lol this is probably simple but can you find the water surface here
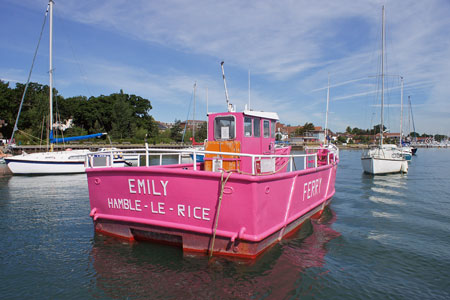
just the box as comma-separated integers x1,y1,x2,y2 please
1,149,449,299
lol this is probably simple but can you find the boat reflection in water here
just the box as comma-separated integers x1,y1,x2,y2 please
89,207,340,299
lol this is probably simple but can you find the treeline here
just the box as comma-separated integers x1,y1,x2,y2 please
345,125,447,141
0,80,180,145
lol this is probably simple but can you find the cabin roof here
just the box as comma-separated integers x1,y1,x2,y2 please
243,110,279,120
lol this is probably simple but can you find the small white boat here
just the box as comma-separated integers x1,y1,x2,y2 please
5,149,126,175
400,145,412,161
98,148,139,166
362,144,408,174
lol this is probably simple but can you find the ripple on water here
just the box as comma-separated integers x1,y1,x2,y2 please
369,195,405,206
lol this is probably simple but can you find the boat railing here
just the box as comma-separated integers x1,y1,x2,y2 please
86,143,338,175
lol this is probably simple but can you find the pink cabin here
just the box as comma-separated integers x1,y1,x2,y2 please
86,109,339,258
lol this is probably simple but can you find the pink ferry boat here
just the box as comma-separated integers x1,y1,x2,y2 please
86,109,339,258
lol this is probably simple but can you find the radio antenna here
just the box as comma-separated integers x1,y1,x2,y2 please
220,61,233,112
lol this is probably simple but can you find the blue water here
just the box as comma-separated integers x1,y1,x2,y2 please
1,149,449,299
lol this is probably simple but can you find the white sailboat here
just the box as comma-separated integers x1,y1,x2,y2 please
323,73,339,155
4,1,124,174
405,96,418,155
399,77,412,161
361,6,408,175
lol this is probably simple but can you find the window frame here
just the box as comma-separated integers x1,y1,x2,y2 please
271,121,276,138
214,115,236,140
253,118,261,138
244,117,253,137
263,120,270,138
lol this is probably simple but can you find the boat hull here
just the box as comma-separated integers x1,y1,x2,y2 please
87,162,338,258
402,153,412,161
361,157,408,174
5,150,126,175
361,145,408,175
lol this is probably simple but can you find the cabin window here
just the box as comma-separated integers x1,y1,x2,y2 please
254,118,261,137
263,120,270,138
271,121,276,138
244,117,252,137
214,116,235,140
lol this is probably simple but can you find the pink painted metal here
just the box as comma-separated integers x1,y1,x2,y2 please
86,110,339,258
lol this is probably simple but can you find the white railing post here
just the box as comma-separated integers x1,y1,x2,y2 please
178,153,181,165
252,155,255,175
289,157,293,172
145,143,149,166
193,151,197,170
304,156,307,169
315,154,317,168
159,154,163,166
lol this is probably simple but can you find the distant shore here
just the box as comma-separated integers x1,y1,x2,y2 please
1,142,447,156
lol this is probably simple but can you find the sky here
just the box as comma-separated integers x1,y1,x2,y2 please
1,0,449,135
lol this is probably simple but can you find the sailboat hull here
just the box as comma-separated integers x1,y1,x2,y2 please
4,150,126,174
361,157,408,174
361,145,408,175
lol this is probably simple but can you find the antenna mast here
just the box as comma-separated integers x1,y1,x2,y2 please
220,61,233,112
248,68,251,110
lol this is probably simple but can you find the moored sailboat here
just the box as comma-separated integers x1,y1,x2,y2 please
406,96,418,155
4,1,125,175
398,77,412,161
361,6,408,175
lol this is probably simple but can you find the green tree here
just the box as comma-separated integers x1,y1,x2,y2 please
0,80,16,138
170,120,183,142
294,122,315,136
0,81,166,144
434,134,447,142
337,136,347,144
110,92,134,139
373,124,386,135
409,131,419,138
195,122,207,142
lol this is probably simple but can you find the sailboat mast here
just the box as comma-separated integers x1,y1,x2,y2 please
193,82,196,140
380,5,385,146
49,0,54,149
408,96,411,138
325,73,330,145
206,87,209,114
400,76,404,145
409,96,417,140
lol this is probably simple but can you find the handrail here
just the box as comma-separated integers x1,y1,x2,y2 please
86,146,338,174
